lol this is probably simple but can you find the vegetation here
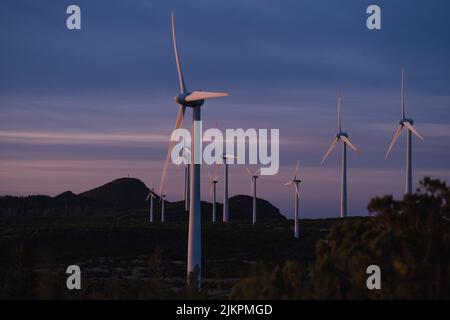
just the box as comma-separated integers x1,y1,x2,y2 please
230,177,450,299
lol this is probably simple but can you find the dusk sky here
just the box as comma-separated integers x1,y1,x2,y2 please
1,0,449,218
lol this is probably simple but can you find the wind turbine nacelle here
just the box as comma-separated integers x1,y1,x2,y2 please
338,132,348,138
175,93,204,107
399,118,414,125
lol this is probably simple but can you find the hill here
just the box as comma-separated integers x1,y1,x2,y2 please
229,195,286,222
79,177,149,210
53,190,104,208
145,195,286,222
0,178,287,221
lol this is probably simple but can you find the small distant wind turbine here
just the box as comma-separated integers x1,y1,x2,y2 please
321,92,360,218
160,193,166,222
208,169,220,223
245,167,260,224
222,153,237,222
285,160,301,238
145,188,156,223
385,68,424,194
159,12,228,282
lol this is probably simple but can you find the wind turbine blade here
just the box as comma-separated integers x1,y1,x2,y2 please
404,122,424,140
182,150,190,163
182,146,191,156
321,137,339,164
185,91,229,102
245,167,252,177
146,189,157,200
159,105,186,194
253,168,261,176
337,91,341,133
209,183,213,198
294,183,299,197
208,169,212,181
224,153,238,160
150,188,156,198
171,11,186,93
401,68,405,119
284,180,293,186
385,125,403,159
212,163,220,180
292,160,300,179
341,136,359,152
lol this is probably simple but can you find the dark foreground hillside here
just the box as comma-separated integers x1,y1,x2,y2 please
0,212,338,299
0,177,448,299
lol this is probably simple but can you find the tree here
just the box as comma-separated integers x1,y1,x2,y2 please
231,177,450,299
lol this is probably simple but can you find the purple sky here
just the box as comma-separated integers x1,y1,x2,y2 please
1,0,449,218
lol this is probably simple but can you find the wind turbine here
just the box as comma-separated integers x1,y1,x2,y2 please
385,68,424,194
285,160,301,238
321,92,360,218
145,188,156,223
159,12,228,283
160,193,166,223
222,153,237,222
208,169,220,223
245,167,260,224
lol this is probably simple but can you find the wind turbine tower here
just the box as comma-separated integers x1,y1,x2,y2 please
222,153,236,222
146,188,156,222
245,167,260,224
160,194,166,223
208,170,219,222
181,142,191,211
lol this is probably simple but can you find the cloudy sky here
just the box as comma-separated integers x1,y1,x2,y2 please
1,0,449,218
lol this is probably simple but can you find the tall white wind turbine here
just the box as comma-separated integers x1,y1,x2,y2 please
159,12,229,282
245,167,260,224
145,188,156,223
208,169,220,223
385,68,424,194
285,161,301,238
222,153,237,222
321,93,360,218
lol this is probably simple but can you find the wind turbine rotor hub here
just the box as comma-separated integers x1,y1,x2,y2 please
399,118,414,125
174,93,204,107
338,132,348,138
